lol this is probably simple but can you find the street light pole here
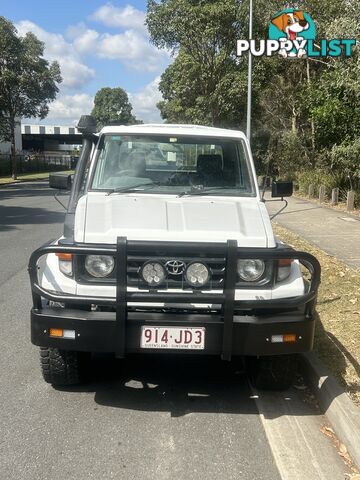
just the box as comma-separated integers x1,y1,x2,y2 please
246,0,253,142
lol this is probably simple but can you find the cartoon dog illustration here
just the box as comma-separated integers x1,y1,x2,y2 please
271,11,309,57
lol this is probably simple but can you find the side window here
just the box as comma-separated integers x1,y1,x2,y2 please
80,143,97,195
237,142,253,191
92,138,111,187
80,164,90,195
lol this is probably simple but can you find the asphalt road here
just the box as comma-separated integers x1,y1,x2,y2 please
0,182,352,480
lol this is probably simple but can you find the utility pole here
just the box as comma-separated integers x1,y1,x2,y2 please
246,0,253,143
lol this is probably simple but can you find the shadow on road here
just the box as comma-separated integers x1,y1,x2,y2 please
0,182,57,199
0,205,65,231
0,183,65,232
276,206,323,216
57,355,320,418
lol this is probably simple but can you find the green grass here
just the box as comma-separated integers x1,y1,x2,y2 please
0,171,74,185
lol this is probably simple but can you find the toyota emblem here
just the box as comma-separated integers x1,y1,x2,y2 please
165,260,186,275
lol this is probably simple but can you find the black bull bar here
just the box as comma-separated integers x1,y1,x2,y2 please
28,238,321,360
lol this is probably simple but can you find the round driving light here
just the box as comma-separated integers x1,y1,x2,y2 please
185,262,210,287
141,261,166,286
237,259,265,282
85,255,115,278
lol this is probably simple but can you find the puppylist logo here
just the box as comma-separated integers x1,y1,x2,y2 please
269,9,315,58
237,8,356,59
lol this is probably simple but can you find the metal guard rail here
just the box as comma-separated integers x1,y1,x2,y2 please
28,238,321,360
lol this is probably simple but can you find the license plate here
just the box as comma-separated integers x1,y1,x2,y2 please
140,326,205,350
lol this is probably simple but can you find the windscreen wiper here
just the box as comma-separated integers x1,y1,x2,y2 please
177,187,233,197
106,181,160,195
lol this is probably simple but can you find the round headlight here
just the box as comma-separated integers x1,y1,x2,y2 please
85,255,115,278
185,262,210,287
237,259,265,282
141,261,166,286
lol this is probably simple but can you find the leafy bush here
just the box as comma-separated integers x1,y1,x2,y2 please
296,169,352,200
267,131,309,180
330,139,360,187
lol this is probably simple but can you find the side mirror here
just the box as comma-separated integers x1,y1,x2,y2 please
49,173,72,190
271,181,293,198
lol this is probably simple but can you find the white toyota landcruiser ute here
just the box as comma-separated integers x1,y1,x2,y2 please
28,116,320,390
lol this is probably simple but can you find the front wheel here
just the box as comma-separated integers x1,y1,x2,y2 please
246,354,298,391
39,347,90,386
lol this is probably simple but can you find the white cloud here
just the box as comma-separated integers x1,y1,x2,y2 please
97,30,169,72
15,20,95,89
60,59,96,91
66,23,100,54
67,24,170,73
15,9,168,125
129,77,163,123
75,30,100,54
83,2,170,72
16,10,170,83
47,93,94,121
90,3,146,32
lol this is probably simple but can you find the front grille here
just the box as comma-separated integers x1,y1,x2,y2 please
127,254,226,290
74,250,274,289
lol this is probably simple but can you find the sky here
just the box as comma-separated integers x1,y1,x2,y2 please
0,0,171,124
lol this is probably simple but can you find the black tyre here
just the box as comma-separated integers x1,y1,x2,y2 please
40,347,90,386
247,354,298,391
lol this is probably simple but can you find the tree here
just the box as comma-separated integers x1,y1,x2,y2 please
147,0,359,187
147,0,258,128
0,17,61,179
91,87,140,129
304,14,360,149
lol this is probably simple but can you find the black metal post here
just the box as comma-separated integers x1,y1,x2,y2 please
115,236,128,357
221,240,238,361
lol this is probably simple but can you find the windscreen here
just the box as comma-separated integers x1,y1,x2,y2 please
91,134,255,196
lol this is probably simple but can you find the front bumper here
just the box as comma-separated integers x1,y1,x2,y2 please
28,237,321,360
31,307,315,356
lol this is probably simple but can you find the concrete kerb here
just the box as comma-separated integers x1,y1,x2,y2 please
302,351,360,468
